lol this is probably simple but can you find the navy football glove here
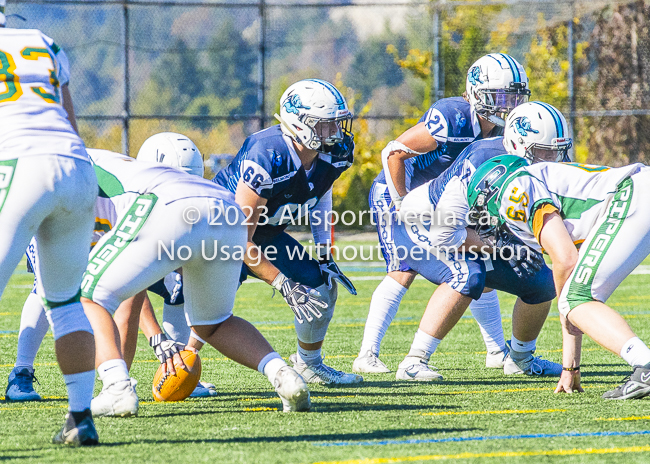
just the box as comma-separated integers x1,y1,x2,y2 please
318,255,357,295
495,227,544,278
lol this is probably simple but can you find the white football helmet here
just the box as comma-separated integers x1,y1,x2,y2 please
466,53,530,126
137,132,204,177
503,101,572,163
276,79,353,159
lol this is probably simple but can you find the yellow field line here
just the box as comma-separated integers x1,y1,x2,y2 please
0,405,66,411
421,408,565,416
595,416,650,421
310,445,650,464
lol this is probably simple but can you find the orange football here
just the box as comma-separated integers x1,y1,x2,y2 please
152,350,202,402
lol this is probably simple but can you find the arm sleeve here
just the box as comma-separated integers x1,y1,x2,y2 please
310,188,332,247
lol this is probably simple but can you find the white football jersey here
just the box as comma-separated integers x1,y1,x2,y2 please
87,149,235,216
498,162,644,252
0,28,86,160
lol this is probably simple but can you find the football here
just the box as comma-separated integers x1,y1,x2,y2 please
152,350,202,402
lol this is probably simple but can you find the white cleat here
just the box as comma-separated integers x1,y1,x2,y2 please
274,366,311,412
504,341,562,376
352,350,391,374
189,380,218,398
396,356,444,382
291,355,363,385
91,378,139,417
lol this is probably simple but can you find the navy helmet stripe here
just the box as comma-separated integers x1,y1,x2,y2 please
534,101,563,137
305,79,345,108
499,53,520,83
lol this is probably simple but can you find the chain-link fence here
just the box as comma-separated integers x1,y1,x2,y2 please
6,0,649,168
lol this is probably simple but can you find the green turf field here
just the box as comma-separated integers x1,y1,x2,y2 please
2,245,650,463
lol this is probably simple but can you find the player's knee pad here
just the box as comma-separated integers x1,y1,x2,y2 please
45,302,93,340
294,282,337,344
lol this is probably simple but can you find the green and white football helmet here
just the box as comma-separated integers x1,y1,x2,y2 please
467,155,530,237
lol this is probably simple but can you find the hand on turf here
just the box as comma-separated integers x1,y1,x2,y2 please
272,273,328,324
554,370,584,394
319,255,357,295
150,333,186,375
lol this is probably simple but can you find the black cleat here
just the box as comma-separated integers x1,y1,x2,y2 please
603,364,650,400
53,409,99,446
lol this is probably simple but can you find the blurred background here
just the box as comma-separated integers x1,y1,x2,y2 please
7,0,650,219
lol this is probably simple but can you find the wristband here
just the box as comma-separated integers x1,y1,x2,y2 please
562,366,580,372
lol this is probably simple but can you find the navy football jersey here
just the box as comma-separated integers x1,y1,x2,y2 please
428,136,507,208
376,97,502,190
213,125,352,240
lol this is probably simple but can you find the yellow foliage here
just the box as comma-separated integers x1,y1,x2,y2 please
331,73,387,210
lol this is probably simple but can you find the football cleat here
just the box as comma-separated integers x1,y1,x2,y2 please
352,350,391,374
52,410,99,446
396,356,444,382
274,366,311,412
504,341,562,376
91,378,139,417
5,367,42,402
486,347,520,373
603,364,650,400
291,355,363,385
189,380,218,398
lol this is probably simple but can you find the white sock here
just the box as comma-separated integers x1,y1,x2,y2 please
15,293,49,369
97,359,129,386
407,329,441,361
257,352,287,384
620,337,650,367
296,345,322,366
469,290,505,353
163,302,190,344
64,370,95,412
510,335,537,354
360,276,407,355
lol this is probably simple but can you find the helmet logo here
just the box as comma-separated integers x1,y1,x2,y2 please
512,117,539,137
468,66,484,85
282,94,311,115
475,164,507,203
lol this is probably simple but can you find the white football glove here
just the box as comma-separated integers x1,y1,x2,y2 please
319,255,357,295
163,272,183,304
272,273,328,324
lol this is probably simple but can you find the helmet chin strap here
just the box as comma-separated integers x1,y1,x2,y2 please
274,113,299,140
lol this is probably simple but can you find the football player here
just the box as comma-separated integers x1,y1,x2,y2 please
467,155,650,399
82,148,311,415
388,102,570,381
0,6,99,445
354,54,530,375
211,79,362,385
5,134,218,402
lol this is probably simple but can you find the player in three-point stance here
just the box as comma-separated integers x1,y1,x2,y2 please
467,155,650,399
0,4,99,445
212,79,361,385
388,102,573,382
354,54,531,377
